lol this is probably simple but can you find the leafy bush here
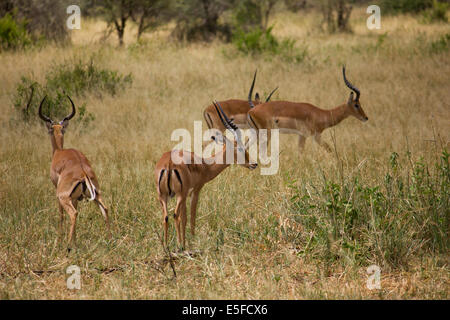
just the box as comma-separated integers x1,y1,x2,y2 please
285,150,449,269
0,12,31,51
13,58,133,125
422,0,449,22
232,25,308,63
429,33,450,53
381,0,433,14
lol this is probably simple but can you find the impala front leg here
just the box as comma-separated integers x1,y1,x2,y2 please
190,188,202,237
314,134,332,153
298,135,306,155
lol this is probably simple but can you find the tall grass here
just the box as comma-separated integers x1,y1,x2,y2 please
0,9,449,299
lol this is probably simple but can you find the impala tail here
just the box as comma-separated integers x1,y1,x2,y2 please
83,175,97,201
158,166,183,198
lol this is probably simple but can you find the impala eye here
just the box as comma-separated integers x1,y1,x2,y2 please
355,104,360,109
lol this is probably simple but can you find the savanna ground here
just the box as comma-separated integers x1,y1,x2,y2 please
0,7,449,299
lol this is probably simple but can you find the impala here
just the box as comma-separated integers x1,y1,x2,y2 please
203,70,278,131
246,66,368,154
38,95,109,249
155,101,257,250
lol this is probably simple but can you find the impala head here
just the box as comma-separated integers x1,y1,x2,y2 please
343,66,368,122
38,95,76,139
248,70,278,108
212,101,257,170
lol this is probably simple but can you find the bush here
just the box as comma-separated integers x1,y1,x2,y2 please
381,0,433,14
422,0,449,22
0,12,31,51
13,58,133,125
429,33,450,53
285,150,449,269
232,25,308,63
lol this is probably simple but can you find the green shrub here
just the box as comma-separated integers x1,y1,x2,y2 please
422,0,449,22
285,150,449,270
232,25,308,63
0,12,31,51
13,58,133,125
429,33,450,53
381,0,433,14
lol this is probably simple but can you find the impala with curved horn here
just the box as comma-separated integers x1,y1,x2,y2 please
203,70,278,131
38,95,109,250
155,101,257,250
247,66,368,154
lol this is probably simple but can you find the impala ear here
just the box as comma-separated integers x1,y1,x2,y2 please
255,92,260,104
211,134,225,145
61,119,70,129
347,92,354,105
45,121,53,131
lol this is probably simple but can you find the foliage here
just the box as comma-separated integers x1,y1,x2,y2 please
1,0,69,43
381,0,433,14
429,33,450,53
0,11,31,51
286,150,449,270
171,0,234,42
231,25,308,63
319,0,353,33
13,58,133,125
422,0,449,23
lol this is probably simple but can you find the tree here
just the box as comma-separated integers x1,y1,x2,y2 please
320,0,352,33
93,0,133,46
1,0,69,43
172,0,235,42
131,0,171,40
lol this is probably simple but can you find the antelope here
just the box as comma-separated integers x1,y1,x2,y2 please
246,66,368,154
203,70,278,131
38,95,109,250
155,101,257,250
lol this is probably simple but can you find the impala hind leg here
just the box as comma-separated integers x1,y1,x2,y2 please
174,196,187,250
159,196,169,247
58,194,78,250
58,201,64,240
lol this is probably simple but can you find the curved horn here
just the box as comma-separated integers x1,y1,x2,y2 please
26,85,35,115
38,96,52,123
62,95,76,122
248,70,257,108
265,86,278,102
342,66,360,101
213,100,238,132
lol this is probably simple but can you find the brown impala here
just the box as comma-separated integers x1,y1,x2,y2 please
38,96,109,250
247,66,368,154
203,70,278,131
155,101,257,250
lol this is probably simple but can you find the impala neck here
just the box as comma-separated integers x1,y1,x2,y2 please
203,146,231,182
324,103,350,128
50,134,64,154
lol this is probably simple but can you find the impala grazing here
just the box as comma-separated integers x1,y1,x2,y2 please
156,101,257,250
247,66,368,154
38,95,109,250
203,70,278,131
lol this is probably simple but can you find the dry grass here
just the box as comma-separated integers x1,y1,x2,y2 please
0,8,449,299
